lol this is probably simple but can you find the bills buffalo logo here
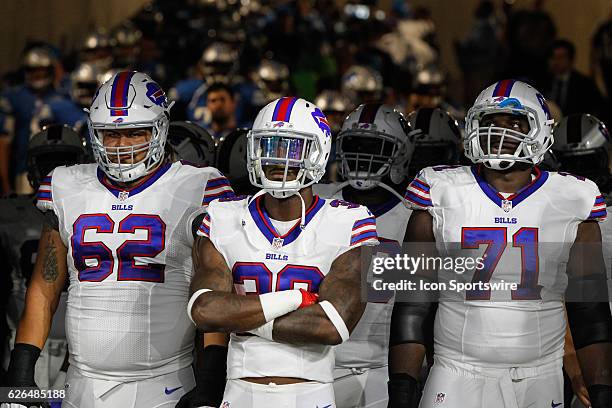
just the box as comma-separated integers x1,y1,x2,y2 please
146,82,168,107
272,121,286,128
113,117,124,123
311,108,331,138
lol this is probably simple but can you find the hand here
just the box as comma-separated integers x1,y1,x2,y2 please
298,289,318,308
570,374,591,408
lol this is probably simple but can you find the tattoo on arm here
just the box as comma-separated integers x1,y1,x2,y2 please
42,224,59,283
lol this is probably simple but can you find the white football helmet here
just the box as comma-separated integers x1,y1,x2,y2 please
465,79,554,170
337,103,414,191
247,97,333,198
87,71,173,182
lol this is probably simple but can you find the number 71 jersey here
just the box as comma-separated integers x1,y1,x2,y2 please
405,165,606,367
36,161,233,381
198,194,378,383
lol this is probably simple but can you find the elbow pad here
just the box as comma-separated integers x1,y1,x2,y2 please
565,275,612,349
390,301,437,347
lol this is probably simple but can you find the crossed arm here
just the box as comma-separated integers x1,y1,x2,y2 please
190,236,367,345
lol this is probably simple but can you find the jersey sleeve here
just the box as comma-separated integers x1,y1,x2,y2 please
197,212,211,238
35,171,55,213
350,213,378,248
587,193,607,222
404,169,433,210
202,169,234,206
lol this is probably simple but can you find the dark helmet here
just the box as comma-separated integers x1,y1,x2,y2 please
167,121,216,167
27,125,87,189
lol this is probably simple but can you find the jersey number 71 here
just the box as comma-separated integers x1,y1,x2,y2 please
461,227,541,300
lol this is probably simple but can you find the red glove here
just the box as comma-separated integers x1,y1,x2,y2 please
299,289,319,308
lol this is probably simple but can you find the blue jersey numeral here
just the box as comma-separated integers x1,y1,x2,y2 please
72,214,166,282
461,227,540,300
232,263,324,294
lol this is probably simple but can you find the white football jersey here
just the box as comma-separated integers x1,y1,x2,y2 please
197,193,379,383
36,161,233,381
405,165,606,367
599,204,612,312
314,182,411,368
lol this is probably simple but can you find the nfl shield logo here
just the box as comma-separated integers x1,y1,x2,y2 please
434,392,446,405
118,191,129,201
272,237,284,250
502,199,512,213
221,402,231,408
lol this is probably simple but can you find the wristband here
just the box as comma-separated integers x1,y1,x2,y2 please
247,320,275,341
187,289,212,325
259,290,302,322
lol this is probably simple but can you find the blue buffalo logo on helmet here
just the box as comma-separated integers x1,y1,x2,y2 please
311,107,331,138
146,82,168,107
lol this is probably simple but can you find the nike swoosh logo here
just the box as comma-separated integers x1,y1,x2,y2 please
165,386,183,395
317,405,332,408
551,401,562,408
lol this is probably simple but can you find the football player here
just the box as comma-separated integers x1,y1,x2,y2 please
313,103,414,407
189,97,377,407
5,71,234,408
391,80,612,407
1,125,86,392
0,47,74,195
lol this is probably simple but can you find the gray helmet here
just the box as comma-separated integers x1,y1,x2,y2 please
199,42,238,84
22,47,56,91
341,65,383,102
81,30,113,70
167,121,216,167
71,62,101,107
553,113,611,187
253,60,289,104
314,90,353,134
407,107,461,176
27,125,87,189
112,22,143,68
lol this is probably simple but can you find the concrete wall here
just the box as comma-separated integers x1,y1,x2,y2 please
0,0,148,74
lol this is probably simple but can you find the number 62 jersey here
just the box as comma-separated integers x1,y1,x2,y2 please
35,161,233,381
197,195,379,383
405,165,607,367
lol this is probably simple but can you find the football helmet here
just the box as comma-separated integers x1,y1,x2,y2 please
112,22,143,68
314,90,353,134
87,71,173,182
341,65,383,103
199,42,238,84
247,97,333,198
22,47,56,91
407,107,461,176
81,30,113,70
553,113,610,187
167,121,216,166
465,79,554,170
337,103,414,193
253,59,290,104
71,62,102,107
27,124,87,189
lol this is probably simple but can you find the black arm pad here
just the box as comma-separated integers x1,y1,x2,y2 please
6,343,40,386
388,373,419,408
390,301,437,347
191,213,206,240
195,345,227,405
566,301,612,349
565,275,612,349
588,384,612,408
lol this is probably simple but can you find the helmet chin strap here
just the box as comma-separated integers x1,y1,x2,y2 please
332,179,409,208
